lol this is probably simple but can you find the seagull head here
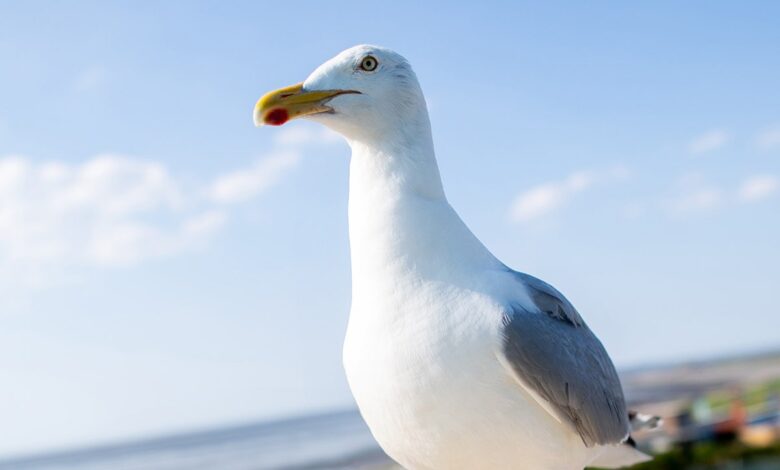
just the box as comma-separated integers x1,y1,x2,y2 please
254,45,428,142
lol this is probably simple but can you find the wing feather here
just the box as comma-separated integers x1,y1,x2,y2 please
499,272,629,447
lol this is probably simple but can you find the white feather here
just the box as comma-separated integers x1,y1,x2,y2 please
297,45,645,470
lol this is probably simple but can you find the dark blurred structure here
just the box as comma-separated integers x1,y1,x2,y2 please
621,350,780,469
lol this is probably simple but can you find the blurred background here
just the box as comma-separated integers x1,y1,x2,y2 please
1,1,779,469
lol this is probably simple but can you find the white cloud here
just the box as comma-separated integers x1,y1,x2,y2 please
667,173,777,215
508,166,628,222
0,123,343,283
688,129,730,155
207,124,343,205
0,155,222,271
208,152,300,204
754,124,780,151
183,210,227,236
52,155,181,215
86,211,226,267
509,173,592,222
738,175,778,202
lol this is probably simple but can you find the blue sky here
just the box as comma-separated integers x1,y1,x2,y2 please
1,0,779,457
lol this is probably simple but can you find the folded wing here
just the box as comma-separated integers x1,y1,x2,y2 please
499,272,630,447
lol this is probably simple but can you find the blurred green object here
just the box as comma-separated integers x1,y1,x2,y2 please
591,442,780,469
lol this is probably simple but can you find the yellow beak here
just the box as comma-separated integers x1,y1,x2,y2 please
253,83,359,126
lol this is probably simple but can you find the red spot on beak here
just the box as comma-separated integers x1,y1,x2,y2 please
264,108,289,126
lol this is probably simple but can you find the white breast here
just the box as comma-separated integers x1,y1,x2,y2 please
343,269,596,470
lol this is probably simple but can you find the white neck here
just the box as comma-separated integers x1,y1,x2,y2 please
347,113,445,202
345,113,500,302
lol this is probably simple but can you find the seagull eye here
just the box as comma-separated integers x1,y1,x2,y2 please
359,56,378,72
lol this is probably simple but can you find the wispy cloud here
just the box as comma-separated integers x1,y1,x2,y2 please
667,173,777,214
688,129,730,155
0,155,222,270
508,166,629,223
0,124,342,283
207,125,342,204
208,152,299,204
738,175,779,202
754,124,780,151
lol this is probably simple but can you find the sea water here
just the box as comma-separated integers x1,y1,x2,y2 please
0,410,392,470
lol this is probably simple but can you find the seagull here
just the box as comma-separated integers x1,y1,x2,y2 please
254,45,656,470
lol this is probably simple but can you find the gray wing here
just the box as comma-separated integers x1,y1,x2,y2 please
500,271,629,447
